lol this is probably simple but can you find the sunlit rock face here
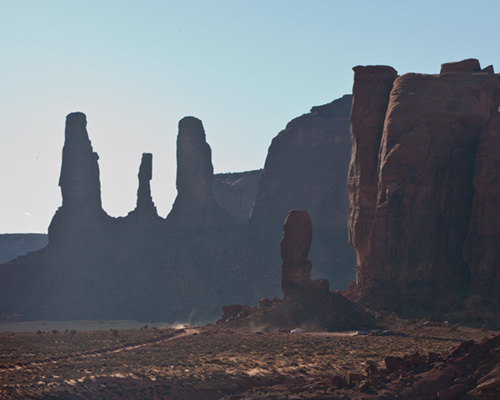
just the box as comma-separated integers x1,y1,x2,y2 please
166,116,233,231
48,112,109,244
346,59,500,312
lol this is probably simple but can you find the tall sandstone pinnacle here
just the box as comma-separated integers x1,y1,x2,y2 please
166,116,233,230
48,112,107,244
126,152,161,224
347,59,500,311
347,66,398,284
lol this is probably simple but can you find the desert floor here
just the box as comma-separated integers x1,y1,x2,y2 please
0,318,496,399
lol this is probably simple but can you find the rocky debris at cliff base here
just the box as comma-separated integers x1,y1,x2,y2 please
216,291,379,333
325,334,500,399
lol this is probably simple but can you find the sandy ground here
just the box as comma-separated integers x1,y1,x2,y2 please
0,320,185,332
1,321,496,399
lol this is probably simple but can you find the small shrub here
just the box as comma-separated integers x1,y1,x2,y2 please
52,330,59,335
481,324,489,332
36,329,42,335
70,329,77,335
450,324,459,332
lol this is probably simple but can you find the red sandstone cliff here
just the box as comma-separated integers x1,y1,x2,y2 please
464,113,500,296
347,59,500,313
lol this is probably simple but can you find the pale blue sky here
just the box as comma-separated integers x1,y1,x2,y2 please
2,0,499,233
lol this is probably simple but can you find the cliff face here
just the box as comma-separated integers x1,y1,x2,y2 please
213,170,262,223
249,95,355,289
464,113,500,296
347,59,500,312
166,117,233,231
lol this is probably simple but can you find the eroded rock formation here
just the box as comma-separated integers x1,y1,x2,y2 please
126,153,161,225
48,112,108,244
166,116,233,230
347,59,500,312
249,95,355,289
464,114,500,296
280,210,328,300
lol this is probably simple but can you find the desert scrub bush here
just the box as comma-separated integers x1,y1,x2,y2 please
481,324,489,332
450,324,459,332
70,329,77,335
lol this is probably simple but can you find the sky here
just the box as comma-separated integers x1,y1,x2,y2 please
2,0,499,233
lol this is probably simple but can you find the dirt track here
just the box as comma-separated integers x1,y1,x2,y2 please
0,322,496,399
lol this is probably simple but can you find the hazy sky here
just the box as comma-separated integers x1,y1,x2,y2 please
2,0,499,233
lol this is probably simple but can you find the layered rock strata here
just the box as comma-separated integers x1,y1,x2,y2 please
347,59,500,311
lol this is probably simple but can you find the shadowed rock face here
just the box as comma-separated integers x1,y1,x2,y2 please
213,170,262,223
250,95,353,233
249,95,355,289
166,117,233,231
280,210,329,301
464,114,500,295
0,113,277,323
347,59,500,312
48,112,108,244
125,153,161,224
280,210,313,300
